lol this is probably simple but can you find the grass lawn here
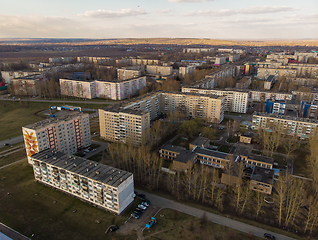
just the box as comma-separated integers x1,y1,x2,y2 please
171,135,196,150
227,136,239,143
0,160,137,240
0,101,104,141
90,121,100,135
0,149,27,168
218,145,231,153
143,208,261,240
88,152,104,162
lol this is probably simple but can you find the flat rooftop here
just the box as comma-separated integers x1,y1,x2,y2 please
248,154,274,165
251,166,274,185
100,105,148,116
190,137,210,147
174,150,196,163
253,112,318,124
32,148,132,187
160,144,186,154
194,148,232,160
23,111,88,130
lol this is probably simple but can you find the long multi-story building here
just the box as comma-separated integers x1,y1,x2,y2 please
146,65,172,76
99,91,225,145
60,76,146,100
252,112,318,138
95,76,146,100
117,69,141,81
59,79,96,99
182,87,248,113
249,90,292,102
179,65,196,77
22,112,91,164
31,148,134,215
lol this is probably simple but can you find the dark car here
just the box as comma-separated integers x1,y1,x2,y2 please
134,210,142,216
136,193,146,198
264,233,275,239
3,143,9,146
109,226,119,232
131,213,140,219
135,207,143,212
143,199,150,204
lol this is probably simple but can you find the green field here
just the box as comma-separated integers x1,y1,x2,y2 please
0,101,106,141
0,149,27,168
143,209,260,240
0,160,137,240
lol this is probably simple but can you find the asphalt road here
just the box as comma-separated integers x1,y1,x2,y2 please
0,222,30,240
0,96,117,105
137,190,296,240
0,136,24,149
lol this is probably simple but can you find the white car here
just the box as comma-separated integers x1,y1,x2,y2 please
142,202,149,207
138,204,147,210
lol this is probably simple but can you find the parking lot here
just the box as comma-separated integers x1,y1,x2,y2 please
117,197,160,236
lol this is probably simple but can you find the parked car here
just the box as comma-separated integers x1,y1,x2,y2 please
264,233,275,239
131,213,140,219
142,202,149,207
3,143,9,146
136,193,146,198
109,226,119,232
135,207,143,212
134,210,142,216
138,204,147,210
143,199,150,204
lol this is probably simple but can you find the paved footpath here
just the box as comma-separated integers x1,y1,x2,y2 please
137,190,297,240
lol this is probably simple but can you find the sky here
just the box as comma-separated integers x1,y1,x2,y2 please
0,0,317,39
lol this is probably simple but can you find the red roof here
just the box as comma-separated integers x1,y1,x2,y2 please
0,82,6,87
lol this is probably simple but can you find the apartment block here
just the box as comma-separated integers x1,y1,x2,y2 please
182,87,248,113
1,71,41,83
257,67,297,80
266,99,286,115
162,92,225,123
214,57,227,65
22,111,91,164
252,112,318,138
183,48,214,53
249,91,292,102
117,69,141,81
31,149,134,215
146,65,172,76
95,76,146,100
179,65,196,77
59,79,96,99
99,106,150,145
11,74,46,96
229,54,240,62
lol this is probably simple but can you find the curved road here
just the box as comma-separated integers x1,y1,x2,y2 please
137,190,296,240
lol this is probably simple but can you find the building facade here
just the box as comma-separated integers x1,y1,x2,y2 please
252,112,318,138
31,149,134,215
146,65,172,76
22,112,91,164
99,107,150,145
182,88,248,113
59,79,96,99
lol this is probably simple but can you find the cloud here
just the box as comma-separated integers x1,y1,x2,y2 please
78,9,147,18
185,6,297,16
169,0,214,2
157,9,172,15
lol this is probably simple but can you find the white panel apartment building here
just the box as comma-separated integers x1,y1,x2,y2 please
249,91,293,102
99,91,225,145
252,112,318,138
60,76,146,100
95,76,146,100
146,65,172,76
22,112,91,164
182,87,248,113
179,65,196,77
31,149,134,215
59,79,96,99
